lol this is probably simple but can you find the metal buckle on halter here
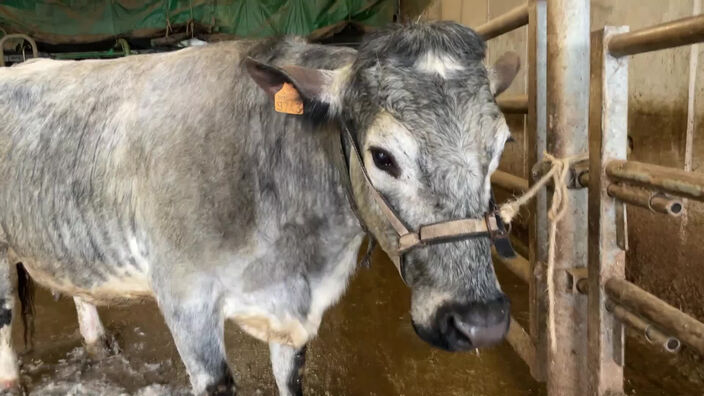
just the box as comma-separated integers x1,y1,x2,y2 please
486,211,516,259
484,211,505,242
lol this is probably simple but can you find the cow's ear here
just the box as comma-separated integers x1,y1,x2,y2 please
488,51,520,96
245,57,344,117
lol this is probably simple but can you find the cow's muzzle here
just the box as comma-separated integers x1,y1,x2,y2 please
413,294,510,351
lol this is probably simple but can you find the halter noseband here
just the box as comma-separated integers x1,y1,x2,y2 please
337,120,515,281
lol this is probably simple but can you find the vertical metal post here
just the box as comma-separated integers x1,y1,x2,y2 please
527,0,547,382
587,26,629,396
546,0,590,394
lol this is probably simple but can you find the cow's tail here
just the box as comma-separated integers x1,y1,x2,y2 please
16,263,35,351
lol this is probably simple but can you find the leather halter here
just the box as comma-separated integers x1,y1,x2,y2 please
336,120,515,281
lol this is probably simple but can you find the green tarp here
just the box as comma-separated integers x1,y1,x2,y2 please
0,0,398,44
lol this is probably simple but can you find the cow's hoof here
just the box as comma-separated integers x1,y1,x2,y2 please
203,374,236,396
85,334,119,359
202,385,236,396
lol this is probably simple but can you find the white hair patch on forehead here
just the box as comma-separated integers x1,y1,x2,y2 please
414,51,464,78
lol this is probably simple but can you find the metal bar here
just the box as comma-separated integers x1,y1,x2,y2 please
52,40,131,60
572,159,590,190
475,3,529,40
506,317,537,368
578,169,590,188
605,300,681,354
682,2,702,235
607,184,683,217
510,235,529,259
546,0,590,394
608,14,704,57
497,94,529,114
527,0,548,382
566,267,587,295
588,26,629,396
491,170,529,194
576,277,588,294
531,157,589,189
0,34,39,67
115,38,131,56
606,160,704,202
492,249,530,284
605,278,704,355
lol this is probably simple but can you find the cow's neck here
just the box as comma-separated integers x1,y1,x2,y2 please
253,117,366,266
237,117,366,342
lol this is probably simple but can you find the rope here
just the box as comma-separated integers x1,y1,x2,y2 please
498,152,588,352
188,0,195,39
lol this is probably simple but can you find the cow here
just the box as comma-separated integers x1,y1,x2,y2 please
0,21,519,395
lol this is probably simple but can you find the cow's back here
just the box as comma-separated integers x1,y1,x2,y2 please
0,42,260,296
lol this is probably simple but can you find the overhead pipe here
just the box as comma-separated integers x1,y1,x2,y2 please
606,300,681,354
605,278,704,355
608,13,704,57
492,248,530,284
491,170,529,194
606,160,704,202
506,317,536,369
475,3,529,40
576,279,681,354
607,184,683,217
497,94,529,114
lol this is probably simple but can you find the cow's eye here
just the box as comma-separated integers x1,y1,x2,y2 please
370,146,400,178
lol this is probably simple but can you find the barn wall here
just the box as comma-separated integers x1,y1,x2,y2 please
424,0,704,327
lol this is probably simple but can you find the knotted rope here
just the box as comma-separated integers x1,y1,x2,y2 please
498,152,588,352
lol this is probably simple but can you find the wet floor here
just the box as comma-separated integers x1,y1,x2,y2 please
6,247,704,395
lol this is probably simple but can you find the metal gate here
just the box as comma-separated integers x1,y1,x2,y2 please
478,1,704,395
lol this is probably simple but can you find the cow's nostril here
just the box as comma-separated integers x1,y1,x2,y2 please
435,296,511,351
443,312,454,333
442,313,472,350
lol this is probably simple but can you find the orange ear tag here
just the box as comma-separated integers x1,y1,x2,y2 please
274,82,304,115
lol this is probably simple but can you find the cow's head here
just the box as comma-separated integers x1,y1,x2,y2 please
246,22,519,351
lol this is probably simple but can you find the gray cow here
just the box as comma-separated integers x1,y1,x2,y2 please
0,21,518,395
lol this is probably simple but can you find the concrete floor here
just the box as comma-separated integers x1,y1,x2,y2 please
5,247,702,395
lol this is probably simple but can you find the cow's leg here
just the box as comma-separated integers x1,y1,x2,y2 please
270,342,307,396
158,293,234,395
73,296,115,358
0,246,18,389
